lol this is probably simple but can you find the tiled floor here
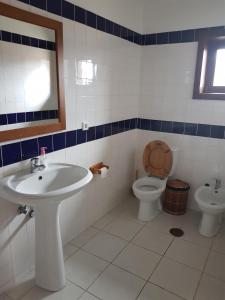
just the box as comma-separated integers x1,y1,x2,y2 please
2,197,225,300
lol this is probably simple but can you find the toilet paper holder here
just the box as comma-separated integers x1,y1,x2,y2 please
89,162,109,175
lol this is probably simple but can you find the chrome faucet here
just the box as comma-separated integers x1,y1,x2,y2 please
215,178,221,190
30,157,46,173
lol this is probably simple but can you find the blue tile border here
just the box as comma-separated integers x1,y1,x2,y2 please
0,110,58,126
2,1,225,169
137,118,225,139
15,0,225,46
16,0,225,46
1,117,225,168
0,30,56,50
15,0,142,45
142,26,225,45
0,118,138,167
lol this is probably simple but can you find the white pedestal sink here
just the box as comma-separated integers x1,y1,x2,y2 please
0,163,93,291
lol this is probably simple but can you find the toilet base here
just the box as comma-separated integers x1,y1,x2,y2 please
199,213,222,237
138,199,160,221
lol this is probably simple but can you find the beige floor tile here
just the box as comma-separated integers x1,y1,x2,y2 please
133,227,173,255
104,217,143,241
119,201,145,225
165,238,209,270
212,230,225,254
63,243,79,260
93,211,122,230
181,222,213,248
137,283,182,300
195,274,225,300
150,257,201,300
78,292,99,300
114,244,161,279
83,232,127,262
0,294,12,300
70,227,99,247
114,197,138,213
92,198,134,230
147,212,184,234
180,210,201,226
21,281,84,300
65,250,108,289
6,269,35,300
205,250,225,281
88,265,145,300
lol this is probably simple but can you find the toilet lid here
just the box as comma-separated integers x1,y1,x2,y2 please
143,140,172,178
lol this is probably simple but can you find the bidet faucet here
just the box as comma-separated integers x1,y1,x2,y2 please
215,178,221,190
30,157,46,173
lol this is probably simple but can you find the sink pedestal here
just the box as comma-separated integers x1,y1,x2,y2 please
0,163,93,291
35,203,65,291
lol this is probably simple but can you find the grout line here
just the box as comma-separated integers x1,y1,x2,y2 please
163,251,208,273
67,207,215,300
92,201,132,230
68,208,141,294
148,235,175,282
180,235,213,249
82,214,147,297
63,244,80,261
135,236,175,300
5,277,35,300
85,260,110,292
2,293,14,300
13,204,219,300
67,278,89,291
140,282,187,300
192,236,214,300
199,271,225,285
69,227,100,248
144,236,201,300
78,290,103,300
66,207,225,299
67,212,225,298
76,290,87,300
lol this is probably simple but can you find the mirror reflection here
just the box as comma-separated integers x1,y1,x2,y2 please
0,15,59,131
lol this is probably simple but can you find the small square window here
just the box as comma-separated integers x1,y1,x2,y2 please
213,49,225,86
193,35,225,100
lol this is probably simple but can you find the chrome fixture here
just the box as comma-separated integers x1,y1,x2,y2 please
17,205,28,215
28,209,34,218
30,157,46,173
215,179,221,190
17,205,34,218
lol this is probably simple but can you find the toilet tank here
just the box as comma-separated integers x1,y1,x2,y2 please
169,147,179,177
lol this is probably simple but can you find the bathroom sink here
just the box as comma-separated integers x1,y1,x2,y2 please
0,163,93,292
1,163,93,205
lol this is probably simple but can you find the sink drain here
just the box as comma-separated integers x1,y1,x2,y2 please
170,228,184,237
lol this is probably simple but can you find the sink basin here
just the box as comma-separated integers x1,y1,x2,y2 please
0,163,93,291
3,163,93,205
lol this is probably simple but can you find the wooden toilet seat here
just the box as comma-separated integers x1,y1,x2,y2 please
143,140,172,178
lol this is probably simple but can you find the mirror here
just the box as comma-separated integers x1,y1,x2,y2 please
0,3,65,142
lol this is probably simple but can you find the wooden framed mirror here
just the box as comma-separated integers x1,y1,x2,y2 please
0,2,65,142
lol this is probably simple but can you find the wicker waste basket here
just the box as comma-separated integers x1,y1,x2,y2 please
163,179,190,215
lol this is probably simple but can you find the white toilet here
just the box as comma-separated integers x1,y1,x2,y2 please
195,184,225,237
132,140,179,221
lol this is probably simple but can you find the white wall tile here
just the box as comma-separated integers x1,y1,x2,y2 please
138,42,225,210
0,3,141,292
2,0,225,293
